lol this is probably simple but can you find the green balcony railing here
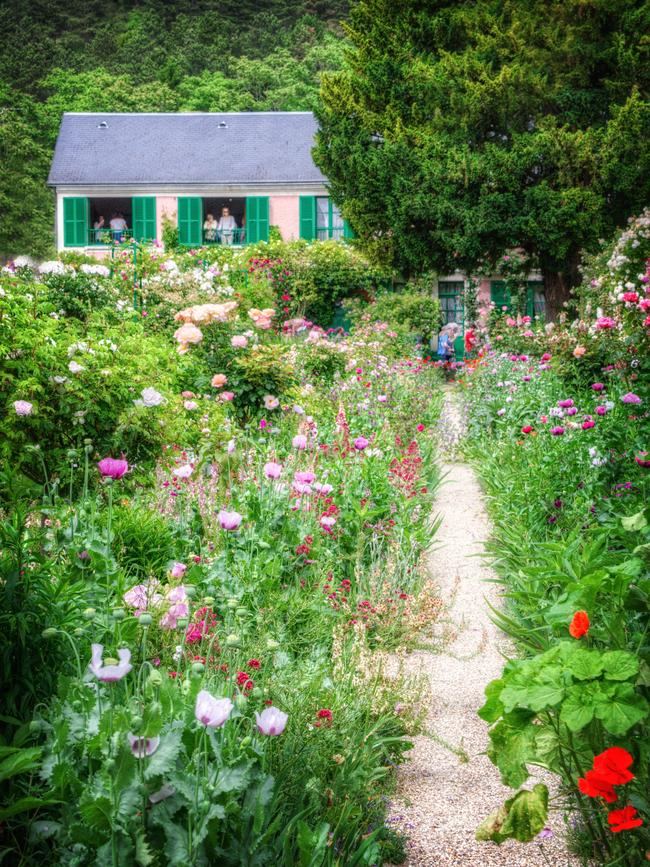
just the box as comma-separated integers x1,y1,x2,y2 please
89,228,134,246
203,227,246,246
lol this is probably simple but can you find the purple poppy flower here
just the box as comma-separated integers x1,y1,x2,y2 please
292,434,307,450
97,457,129,479
353,436,369,451
550,426,565,436
621,392,642,404
127,733,160,758
264,461,282,479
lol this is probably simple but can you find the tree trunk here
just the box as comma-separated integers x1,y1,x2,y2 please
542,251,582,320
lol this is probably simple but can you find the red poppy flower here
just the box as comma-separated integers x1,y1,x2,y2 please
578,770,617,803
521,425,534,434
569,610,590,639
594,747,635,785
608,805,643,832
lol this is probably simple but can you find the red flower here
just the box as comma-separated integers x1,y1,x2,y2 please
521,425,534,434
578,770,617,803
247,658,261,670
608,805,643,833
569,610,590,639
594,747,635,785
316,708,333,722
416,424,425,432
236,670,251,686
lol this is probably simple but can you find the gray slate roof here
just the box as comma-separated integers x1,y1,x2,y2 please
48,112,326,186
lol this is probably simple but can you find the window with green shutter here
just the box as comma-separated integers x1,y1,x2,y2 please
299,196,316,240
490,280,511,311
178,197,203,246
245,197,269,243
63,197,89,247
132,197,157,243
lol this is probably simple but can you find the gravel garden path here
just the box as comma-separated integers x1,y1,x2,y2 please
388,388,577,866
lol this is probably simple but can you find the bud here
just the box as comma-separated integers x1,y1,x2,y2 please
83,607,96,620
147,670,163,688
42,627,58,638
73,627,84,637
251,687,263,700
191,661,205,676
202,596,215,606
234,693,247,710
240,735,252,748
227,598,239,610
225,633,241,648
235,607,248,618
66,449,78,461
29,720,42,734
138,613,153,626
111,608,126,620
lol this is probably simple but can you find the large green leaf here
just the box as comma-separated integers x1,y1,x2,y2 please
476,785,548,844
0,795,61,821
215,763,250,795
566,649,603,681
0,746,41,782
478,678,505,723
144,725,184,781
594,682,649,735
602,650,639,681
560,683,600,732
79,795,112,831
487,712,536,788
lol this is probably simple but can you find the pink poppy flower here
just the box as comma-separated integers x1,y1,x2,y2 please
195,690,233,728
621,392,642,404
255,706,288,735
292,434,307,450
170,562,187,579
353,436,369,450
127,733,160,758
88,644,132,682
14,400,33,416
264,461,282,479
550,426,565,436
218,510,243,530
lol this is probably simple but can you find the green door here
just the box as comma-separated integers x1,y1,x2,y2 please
246,196,269,243
178,197,203,246
438,280,465,358
132,196,157,243
63,197,89,247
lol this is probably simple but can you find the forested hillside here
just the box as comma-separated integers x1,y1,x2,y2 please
0,0,348,258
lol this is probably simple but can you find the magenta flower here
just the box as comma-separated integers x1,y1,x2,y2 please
260,419,267,429
264,461,282,479
557,399,574,408
292,434,307,450
195,690,233,728
127,733,160,758
88,644,132,682
621,392,642,404
596,405,608,416
353,436,369,451
595,316,617,329
591,383,605,391
582,419,596,430
218,509,243,531
170,562,187,579
566,407,578,416
97,457,129,479
255,706,288,736
635,452,650,468
550,426,565,436
14,400,33,416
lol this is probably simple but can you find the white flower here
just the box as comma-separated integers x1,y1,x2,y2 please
68,361,84,374
139,387,165,407
173,464,193,478
38,260,66,276
80,263,110,277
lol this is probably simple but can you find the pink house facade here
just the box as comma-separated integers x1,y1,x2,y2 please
48,112,350,255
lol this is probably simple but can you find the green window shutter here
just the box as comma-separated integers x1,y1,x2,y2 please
63,197,88,247
490,280,510,311
343,218,355,239
246,196,269,243
133,196,156,243
299,195,316,240
178,197,202,246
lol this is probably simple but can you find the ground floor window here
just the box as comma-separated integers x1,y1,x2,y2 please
63,196,156,247
438,280,465,357
316,197,344,241
490,280,546,321
202,197,246,245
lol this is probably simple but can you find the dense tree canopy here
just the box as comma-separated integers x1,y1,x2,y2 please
314,0,650,313
0,0,347,258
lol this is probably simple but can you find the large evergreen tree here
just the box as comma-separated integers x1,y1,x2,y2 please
314,0,650,315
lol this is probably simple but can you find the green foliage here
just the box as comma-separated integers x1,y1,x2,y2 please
315,0,650,314
347,290,441,344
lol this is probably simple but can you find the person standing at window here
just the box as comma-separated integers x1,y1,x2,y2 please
203,213,218,242
109,212,128,242
217,207,237,245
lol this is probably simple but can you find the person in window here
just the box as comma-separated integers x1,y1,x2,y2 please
217,207,237,245
109,212,128,242
203,213,218,242
93,215,105,243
